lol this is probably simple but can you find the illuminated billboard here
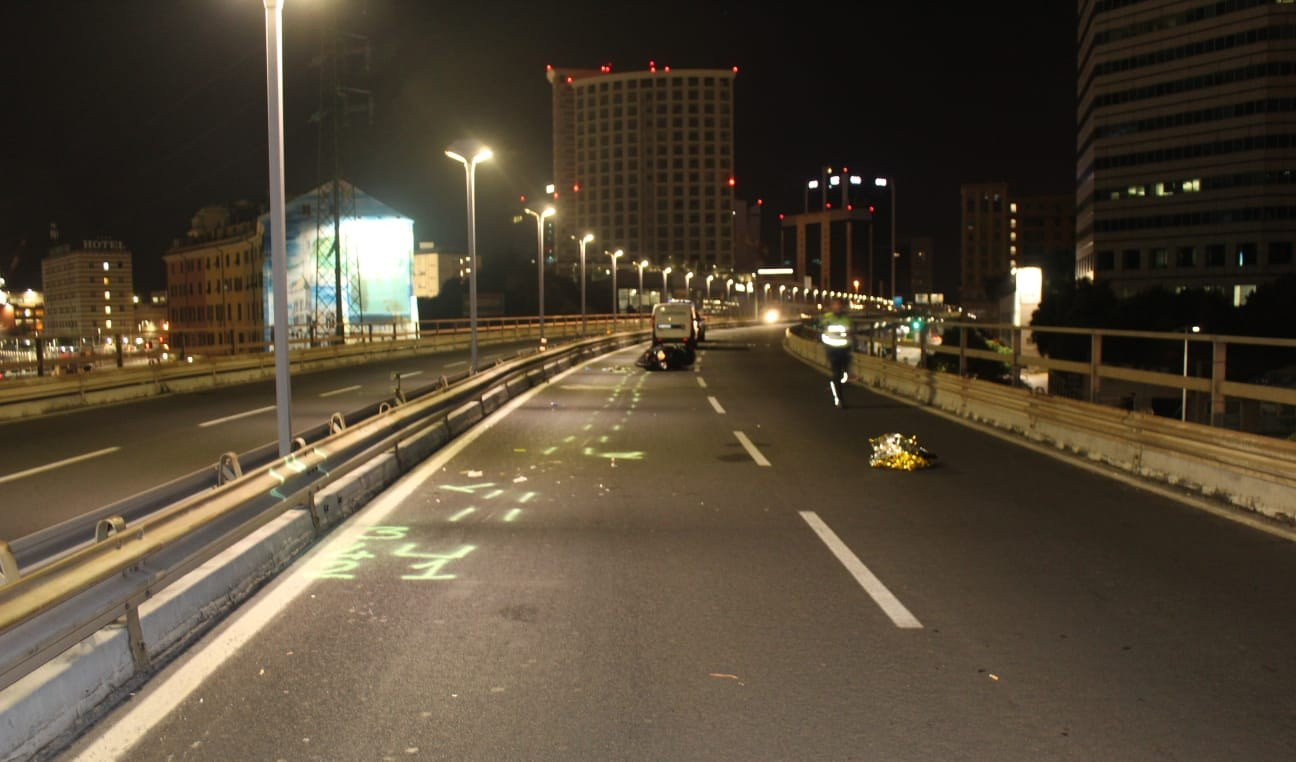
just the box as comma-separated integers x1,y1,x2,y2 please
261,181,418,338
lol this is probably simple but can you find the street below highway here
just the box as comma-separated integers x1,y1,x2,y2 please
0,339,544,541
59,324,1296,761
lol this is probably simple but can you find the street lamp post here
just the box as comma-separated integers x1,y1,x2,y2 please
523,206,555,340
608,249,623,330
637,259,648,314
726,278,734,301
446,141,492,373
875,176,897,301
685,271,694,301
662,266,672,300
779,284,786,301
705,274,714,300
1182,325,1201,422
576,233,594,336
262,0,293,457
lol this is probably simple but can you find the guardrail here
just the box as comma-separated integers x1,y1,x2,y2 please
0,313,650,422
844,318,1296,438
785,327,1296,524
0,329,649,699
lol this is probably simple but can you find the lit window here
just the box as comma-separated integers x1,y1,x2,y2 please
1009,202,1017,213
103,262,110,271
105,319,112,329
104,305,112,314
1182,179,1201,192
104,291,111,300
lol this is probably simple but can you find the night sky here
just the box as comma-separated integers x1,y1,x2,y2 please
1,1,1076,297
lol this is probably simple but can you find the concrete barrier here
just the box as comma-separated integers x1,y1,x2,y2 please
785,330,1296,525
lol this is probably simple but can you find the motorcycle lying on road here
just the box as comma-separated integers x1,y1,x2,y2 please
638,301,700,371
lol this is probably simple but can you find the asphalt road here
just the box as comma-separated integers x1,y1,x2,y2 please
59,324,1296,761
0,339,545,541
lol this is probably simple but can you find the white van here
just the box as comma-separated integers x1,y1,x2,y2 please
644,302,698,369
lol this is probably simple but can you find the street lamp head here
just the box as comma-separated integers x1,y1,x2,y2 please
541,206,556,219
638,259,648,269
582,232,595,243
874,177,888,187
663,266,673,275
445,139,493,167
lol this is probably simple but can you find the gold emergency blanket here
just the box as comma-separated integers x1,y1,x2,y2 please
868,432,936,471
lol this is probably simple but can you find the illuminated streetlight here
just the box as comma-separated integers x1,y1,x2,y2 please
261,0,293,457
685,271,694,300
705,273,715,300
1183,325,1201,422
637,259,649,314
663,266,673,299
575,232,594,336
446,140,493,372
875,176,897,301
523,205,556,339
608,249,624,329
778,284,786,301
726,277,734,300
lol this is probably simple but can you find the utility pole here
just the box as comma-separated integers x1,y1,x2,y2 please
312,7,372,342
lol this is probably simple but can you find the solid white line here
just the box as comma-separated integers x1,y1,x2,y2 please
197,405,277,428
708,395,726,415
399,370,423,378
696,377,708,388
0,447,121,486
72,355,592,762
799,511,922,629
319,384,362,398
733,430,770,467
444,360,467,368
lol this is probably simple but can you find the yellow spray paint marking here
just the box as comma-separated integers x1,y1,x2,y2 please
503,509,523,522
563,435,576,443
518,491,536,503
484,489,504,499
597,451,644,460
448,507,476,522
542,446,558,455
598,435,609,444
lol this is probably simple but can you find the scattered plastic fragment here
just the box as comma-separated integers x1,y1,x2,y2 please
467,470,483,477
709,673,739,680
513,476,527,483
989,674,1000,681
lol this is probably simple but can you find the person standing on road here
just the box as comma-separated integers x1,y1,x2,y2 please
818,297,853,408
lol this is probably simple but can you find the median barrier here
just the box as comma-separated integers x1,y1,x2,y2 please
785,329,1296,525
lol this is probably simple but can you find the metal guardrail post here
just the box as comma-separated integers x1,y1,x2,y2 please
1211,340,1227,427
0,541,17,586
1011,328,1022,387
958,327,967,376
1089,333,1103,403
217,452,243,485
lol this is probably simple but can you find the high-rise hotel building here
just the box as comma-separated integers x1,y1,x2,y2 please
1076,0,1296,305
547,65,737,275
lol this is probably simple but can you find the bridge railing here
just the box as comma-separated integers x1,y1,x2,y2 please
808,317,1296,439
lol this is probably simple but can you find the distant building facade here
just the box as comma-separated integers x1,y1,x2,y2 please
413,243,467,299
548,64,737,275
163,207,263,354
961,183,1075,318
41,237,135,342
1076,0,1296,303
0,284,42,336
